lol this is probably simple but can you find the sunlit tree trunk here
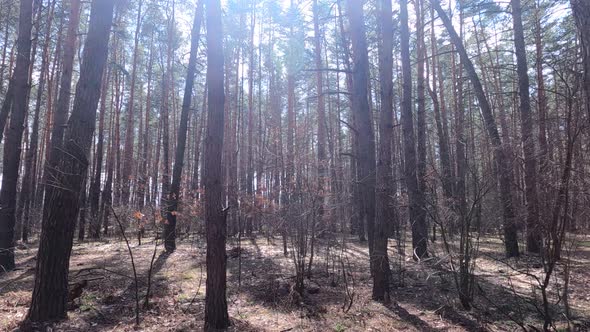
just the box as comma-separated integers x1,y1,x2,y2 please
203,0,230,329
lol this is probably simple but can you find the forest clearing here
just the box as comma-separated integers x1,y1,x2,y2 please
1,0,590,330
1,233,590,331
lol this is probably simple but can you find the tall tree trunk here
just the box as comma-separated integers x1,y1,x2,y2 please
512,0,540,253
160,2,174,215
347,0,376,262
245,1,256,235
313,0,328,234
138,32,155,210
26,0,114,321
19,0,57,243
429,4,453,203
203,0,230,329
0,0,33,272
90,68,108,238
431,0,520,257
373,0,393,302
165,1,203,253
401,0,428,259
571,0,590,123
42,0,81,222
121,0,144,206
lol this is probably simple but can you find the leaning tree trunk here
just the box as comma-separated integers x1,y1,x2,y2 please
203,0,230,329
25,0,114,322
0,0,33,272
431,0,519,257
165,1,203,252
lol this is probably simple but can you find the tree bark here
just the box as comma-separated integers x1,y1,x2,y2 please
26,0,114,322
347,0,376,262
203,0,230,329
373,0,393,302
511,0,541,253
401,0,428,259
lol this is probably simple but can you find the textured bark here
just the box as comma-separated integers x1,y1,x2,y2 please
373,0,393,302
42,0,81,224
203,0,230,329
511,0,541,253
165,1,203,253
26,0,114,321
0,0,33,272
347,0,376,262
431,0,519,257
401,0,428,259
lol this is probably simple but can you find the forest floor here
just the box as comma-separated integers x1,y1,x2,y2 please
1,232,590,331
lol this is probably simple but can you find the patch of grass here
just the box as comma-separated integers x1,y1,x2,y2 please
334,322,347,332
181,270,195,280
176,292,192,303
80,293,98,312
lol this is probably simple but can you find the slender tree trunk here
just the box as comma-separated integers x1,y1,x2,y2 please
373,0,394,302
402,0,428,259
26,0,114,321
0,0,33,272
511,0,541,253
347,0,376,262
165,1,203,252
246,2,256,235
19,0,57,243
121,0,144,206
313,0,328,235
90,69,108,238
138,32,155,210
